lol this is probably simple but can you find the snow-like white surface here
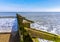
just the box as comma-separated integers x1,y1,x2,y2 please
0,18,17,33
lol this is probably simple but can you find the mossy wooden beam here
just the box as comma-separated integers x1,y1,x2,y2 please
54,36,60,42
32,38,39,42
23,18,34,23
17,14,24,42
17,14,33,42
25,27,60,41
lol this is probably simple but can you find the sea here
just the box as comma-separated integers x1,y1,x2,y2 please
0,12,60,42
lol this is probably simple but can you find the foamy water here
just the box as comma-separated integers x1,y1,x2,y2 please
0,18,17,33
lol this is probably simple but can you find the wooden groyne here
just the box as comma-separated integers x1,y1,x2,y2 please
17,14,60,42
0,14,60,42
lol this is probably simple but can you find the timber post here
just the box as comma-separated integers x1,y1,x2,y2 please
17,14,24,42
17,14,33,42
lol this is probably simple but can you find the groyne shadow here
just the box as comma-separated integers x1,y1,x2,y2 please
9,18,20,42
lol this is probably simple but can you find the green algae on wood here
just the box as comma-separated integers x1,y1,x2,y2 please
17,14,33,42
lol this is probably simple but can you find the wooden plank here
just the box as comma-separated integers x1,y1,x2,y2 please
23,18,34,23
25,27,60,41
32,38,39,42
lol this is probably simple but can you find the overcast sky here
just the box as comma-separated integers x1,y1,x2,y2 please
0,0,60,12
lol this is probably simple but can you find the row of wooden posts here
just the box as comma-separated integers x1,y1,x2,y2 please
17,14,33,42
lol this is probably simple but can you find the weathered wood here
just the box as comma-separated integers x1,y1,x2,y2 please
17,14,24,42
23,18,34,23
24,27,60,41
17,14,33,42
32,38,39,42
15,14,60,42
23,22,30,28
